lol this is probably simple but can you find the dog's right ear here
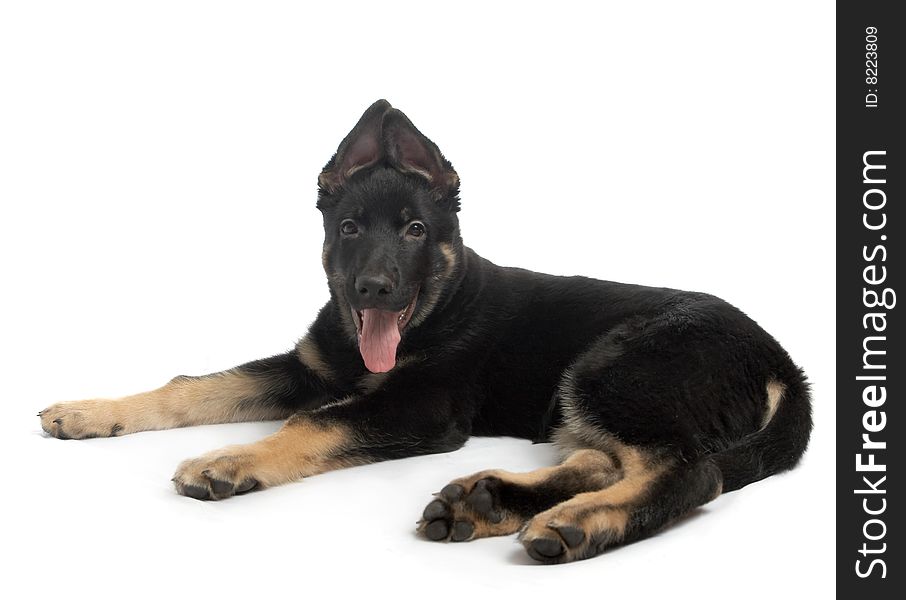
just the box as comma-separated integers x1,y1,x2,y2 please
318,99,392,194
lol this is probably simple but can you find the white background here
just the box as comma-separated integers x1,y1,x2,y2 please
0,1,834,598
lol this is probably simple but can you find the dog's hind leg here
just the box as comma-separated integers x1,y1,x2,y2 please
418,449,622,542
511,305,809,563
517,454,721,563
420,441,721,563
39,347,331,440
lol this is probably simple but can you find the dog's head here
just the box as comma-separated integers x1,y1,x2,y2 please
317,100,463,373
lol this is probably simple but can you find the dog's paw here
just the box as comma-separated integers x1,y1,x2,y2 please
172,449,261,501
418,472,525,542
518,503,627,563
38,401,125,440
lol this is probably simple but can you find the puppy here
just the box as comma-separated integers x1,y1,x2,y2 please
40,100,812,563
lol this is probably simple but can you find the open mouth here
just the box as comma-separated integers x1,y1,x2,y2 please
351,291,419,373
351,294,418,335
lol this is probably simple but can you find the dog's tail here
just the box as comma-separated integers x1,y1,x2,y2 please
711,364,813,493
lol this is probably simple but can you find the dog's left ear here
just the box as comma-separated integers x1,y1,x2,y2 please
382,109,459,197
318,99,392,194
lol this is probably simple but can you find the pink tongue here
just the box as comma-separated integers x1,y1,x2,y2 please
359,309,401,373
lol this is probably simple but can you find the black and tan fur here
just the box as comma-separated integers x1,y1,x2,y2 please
39,100,812,563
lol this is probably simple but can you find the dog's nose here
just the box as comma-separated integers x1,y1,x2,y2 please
356,275,394,297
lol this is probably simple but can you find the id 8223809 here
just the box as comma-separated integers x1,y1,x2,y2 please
865,26,878,108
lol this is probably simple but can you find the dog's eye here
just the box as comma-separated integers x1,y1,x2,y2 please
407,222,426,238
340,220,359,236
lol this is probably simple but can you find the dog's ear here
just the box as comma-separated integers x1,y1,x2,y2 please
382,108,460,197
318,99,392,193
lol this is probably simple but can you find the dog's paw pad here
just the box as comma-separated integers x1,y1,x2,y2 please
551,524,586,548
209,477,235,496
205,473,257,496
424,519,450,541
235,479,258,494
464,479,505,523
180,484,211,500
520,505,626,563
172,453,259,501
418,474,524,542
38,401,122,440
423,499,450,521
450,520,474,542
526,536,566,561
439,483,464,502
465,479,493,512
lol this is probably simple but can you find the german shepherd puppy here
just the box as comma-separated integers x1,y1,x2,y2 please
39,100,812,563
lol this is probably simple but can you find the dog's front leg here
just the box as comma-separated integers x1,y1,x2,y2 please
173,385,471,500
39,351,331,440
